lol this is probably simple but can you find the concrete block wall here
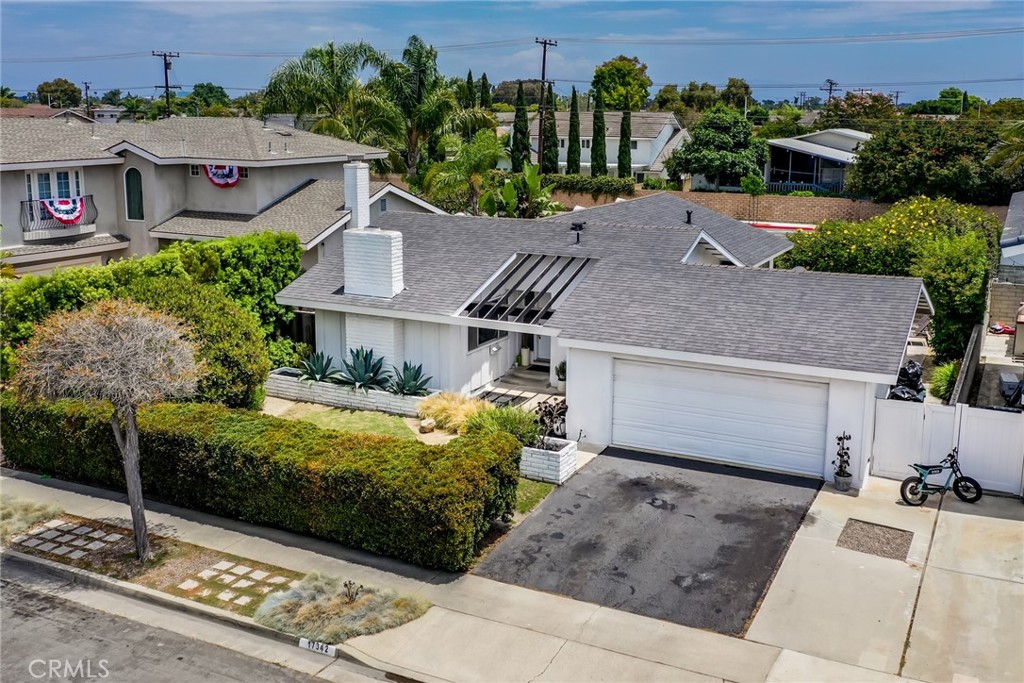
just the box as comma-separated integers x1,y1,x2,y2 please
520,439,578,484
265,371,429,417
989,282,1024,326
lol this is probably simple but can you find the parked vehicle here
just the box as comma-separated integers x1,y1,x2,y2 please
900,447,983,506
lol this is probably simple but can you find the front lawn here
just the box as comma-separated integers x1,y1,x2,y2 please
280,402,415,440
517,478,555,515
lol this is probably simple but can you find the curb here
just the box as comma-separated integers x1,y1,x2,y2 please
1,549,426,681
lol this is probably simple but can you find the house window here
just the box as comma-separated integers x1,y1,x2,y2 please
239,167,249,179
559,138,565,148
630,140,638,150
380,197,388,212
581,139,591,149
125,167,144,221
468,326,506,351
189,165,200,177
24,167,84,200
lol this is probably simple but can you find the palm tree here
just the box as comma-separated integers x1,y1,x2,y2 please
0,86,14,99
423,130,506,214
117,96,148,122
362,35,496,176
988,120,1024,178
264,42,404,172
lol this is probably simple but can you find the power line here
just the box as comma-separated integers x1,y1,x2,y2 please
552,76,1024,90
152,51,181,119
555,26,1024,46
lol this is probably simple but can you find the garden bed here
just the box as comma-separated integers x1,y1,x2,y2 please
266,368,435,417
521,437,578,485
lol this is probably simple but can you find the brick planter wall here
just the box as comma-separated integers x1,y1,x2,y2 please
265,369,431,417
520,438,578,484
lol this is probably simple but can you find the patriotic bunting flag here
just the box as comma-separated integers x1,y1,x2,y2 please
40,197,85,225
204,165,241,188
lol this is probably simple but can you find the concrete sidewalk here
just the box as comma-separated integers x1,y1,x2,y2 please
1,469,912,683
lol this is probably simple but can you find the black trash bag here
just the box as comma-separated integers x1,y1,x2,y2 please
898,360,923,386
888,385,924,402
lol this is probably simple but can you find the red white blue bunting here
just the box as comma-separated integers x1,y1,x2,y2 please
40,197,85,225
204,165,241,188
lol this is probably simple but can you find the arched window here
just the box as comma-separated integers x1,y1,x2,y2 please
125,168,144,221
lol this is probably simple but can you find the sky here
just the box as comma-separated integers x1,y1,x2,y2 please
1,0,1022,105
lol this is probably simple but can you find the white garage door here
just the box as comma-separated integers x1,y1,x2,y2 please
612,360,829,477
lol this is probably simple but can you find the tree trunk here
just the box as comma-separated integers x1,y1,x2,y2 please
111,406,151,562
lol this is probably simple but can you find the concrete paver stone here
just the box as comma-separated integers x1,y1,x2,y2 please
39,530,60,540
84,541,106,551
212,561,234,571
178,580,201,591
229,565,252,576
20,538,42,548
71,526,93,535
68,550,87,560
52,546,74,556
36,542,57,552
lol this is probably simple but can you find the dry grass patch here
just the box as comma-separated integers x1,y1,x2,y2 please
254,573,429,644
0,494,61,544
418,392,493,432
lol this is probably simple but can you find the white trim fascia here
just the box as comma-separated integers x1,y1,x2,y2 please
682,230,742,266
918,283,935,315
107,141,387,167
274,293,556,336
3,239,129,265
148,231,224,243
370,184,447,215
1,158,124,171
750,243,795,268
898,284,936,369
559,336,897,385
303,215,351,250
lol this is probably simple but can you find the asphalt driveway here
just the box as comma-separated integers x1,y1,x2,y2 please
475,448,820,635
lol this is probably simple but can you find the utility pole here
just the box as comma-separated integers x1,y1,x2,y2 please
821,79,838,102
82,81,92,118
889,90,904,106
152,51,181,119
797,91,807,108
535,37,557,171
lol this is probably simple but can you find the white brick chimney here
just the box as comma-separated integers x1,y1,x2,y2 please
344,228,404,298
344,161,370,230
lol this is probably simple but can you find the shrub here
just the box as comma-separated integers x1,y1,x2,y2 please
0,396,521,571
788,190,815,197
642,177,667,190
486,170,635,199
461,406,541,447
1,494,62,544
119,278,270,409
740,173,766,196
268,337,312,369
418,392,493,432
254,573,430,643
930,361,961,402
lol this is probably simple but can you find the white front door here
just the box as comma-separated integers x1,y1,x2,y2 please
611,360,829,477
535,335,552,362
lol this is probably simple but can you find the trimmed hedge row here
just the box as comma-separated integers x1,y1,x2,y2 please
487,170,636,198
0,396,520,571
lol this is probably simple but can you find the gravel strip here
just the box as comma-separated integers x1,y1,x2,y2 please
836,518,913,561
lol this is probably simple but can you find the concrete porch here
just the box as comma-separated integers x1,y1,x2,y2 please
474,367,564,411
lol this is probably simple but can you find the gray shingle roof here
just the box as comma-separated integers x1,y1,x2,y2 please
278,210,921,377
525,111,679,139
547,193,792,266
1002,191,1024,248
546,263,923,377
0,118,388,166
3,233,129,256
152,179,391,246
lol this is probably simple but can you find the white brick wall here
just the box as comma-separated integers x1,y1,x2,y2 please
521,439,578,484
345,313,405,369
343,228,404,298
265,371,430,417
344,162,370,229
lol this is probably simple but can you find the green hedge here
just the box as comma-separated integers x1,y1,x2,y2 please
0,395,520,571
487,170,635,198
1,232,301,381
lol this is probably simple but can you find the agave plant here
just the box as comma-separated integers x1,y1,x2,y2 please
387,362,433,396
299,351,343,384
338,347,391,393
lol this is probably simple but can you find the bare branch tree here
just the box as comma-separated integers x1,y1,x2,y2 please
14,300,201,561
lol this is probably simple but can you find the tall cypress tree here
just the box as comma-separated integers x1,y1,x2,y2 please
464,70,476,108
566,87,581,175
617,110,632,178
479,72,492,109
542,83,559,174
591,89,607,176
511,81,529,173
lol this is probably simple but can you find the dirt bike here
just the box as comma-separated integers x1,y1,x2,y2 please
900,447,983,506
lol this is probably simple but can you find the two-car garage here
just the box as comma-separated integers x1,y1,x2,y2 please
609,360,831,478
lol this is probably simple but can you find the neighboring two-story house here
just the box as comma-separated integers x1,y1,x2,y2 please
496,111,688,180
1,117,444,275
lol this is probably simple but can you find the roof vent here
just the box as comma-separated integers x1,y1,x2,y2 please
570,221,586,232
686,210,693,224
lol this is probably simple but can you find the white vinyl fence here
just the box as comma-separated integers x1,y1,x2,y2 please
872,399,1024,496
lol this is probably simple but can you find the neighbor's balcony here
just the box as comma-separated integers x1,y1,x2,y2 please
20,195,99,241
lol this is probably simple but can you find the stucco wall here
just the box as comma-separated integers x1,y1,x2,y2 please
370,192,429,222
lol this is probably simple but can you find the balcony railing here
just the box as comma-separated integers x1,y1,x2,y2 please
20,195,99,240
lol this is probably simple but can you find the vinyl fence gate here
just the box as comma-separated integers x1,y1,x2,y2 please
871,398,1024,496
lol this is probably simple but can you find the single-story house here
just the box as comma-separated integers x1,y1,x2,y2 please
1001,191,1024,267
764,128,871,192
278,188,931,488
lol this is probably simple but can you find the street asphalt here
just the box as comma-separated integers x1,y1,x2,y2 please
476,447,821,635
1,579,321,683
